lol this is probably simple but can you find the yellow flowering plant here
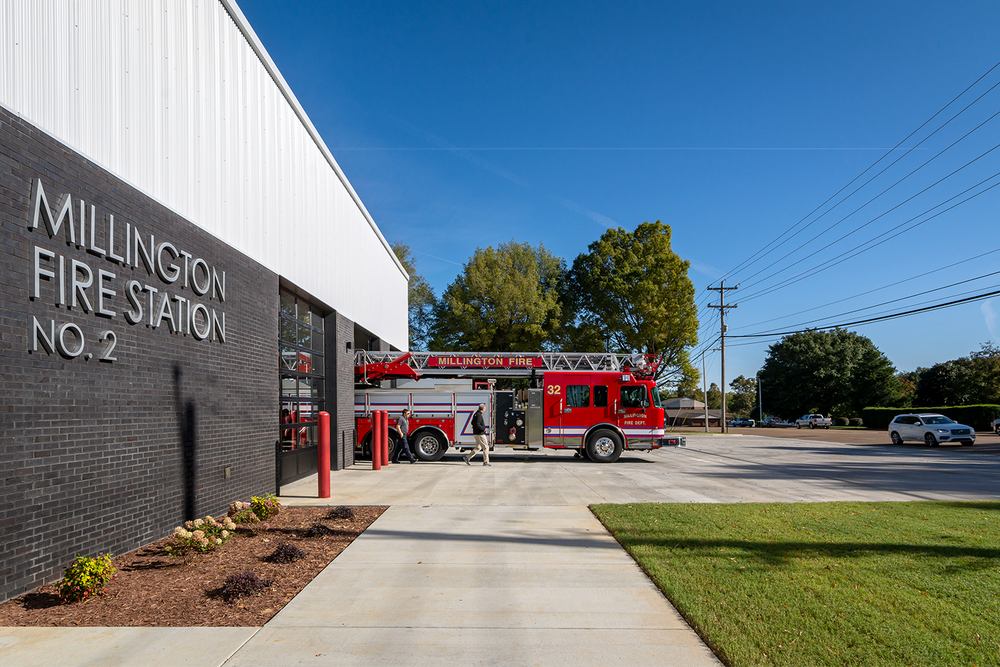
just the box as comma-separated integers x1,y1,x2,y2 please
250,493,281,521
58,553,116,603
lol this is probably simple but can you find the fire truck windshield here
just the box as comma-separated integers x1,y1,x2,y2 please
621,386,649,408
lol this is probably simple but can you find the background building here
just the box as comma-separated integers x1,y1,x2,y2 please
0,0,407,602
663,398,724,428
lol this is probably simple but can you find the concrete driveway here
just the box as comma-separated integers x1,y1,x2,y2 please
281,432,1000,506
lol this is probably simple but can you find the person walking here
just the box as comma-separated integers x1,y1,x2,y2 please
392,409,416,464
464,404,492,466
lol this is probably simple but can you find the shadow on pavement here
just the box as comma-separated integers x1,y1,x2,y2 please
361,527,620,550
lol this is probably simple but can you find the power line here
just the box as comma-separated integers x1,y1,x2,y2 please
729,287,1000,338
736,120,1000,295
743,269,1000,335
736,247,1000,330
716,60,1000,286
739,173,1000,303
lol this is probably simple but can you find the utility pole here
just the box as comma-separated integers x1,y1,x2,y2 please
701,350,708,433
757,374,763,425
708,281,738,433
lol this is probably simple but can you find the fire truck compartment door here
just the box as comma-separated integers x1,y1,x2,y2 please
454,392,489,445
527,389,543,449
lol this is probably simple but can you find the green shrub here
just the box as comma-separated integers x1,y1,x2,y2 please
849,417,864,427
834,417,850,426
250,493,282,521
862,405,1000,430
166,515,237,556
58,553,116,603
227,501,259,524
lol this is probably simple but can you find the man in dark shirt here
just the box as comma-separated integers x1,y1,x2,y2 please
464,404,491,466
392,409,416,464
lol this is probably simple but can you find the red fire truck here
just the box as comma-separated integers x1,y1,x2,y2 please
354,351,685,463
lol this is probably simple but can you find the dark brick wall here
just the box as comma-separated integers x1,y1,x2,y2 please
327,311,356,470
0,108,280,602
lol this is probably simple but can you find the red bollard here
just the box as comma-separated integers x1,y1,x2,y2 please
381,410,390,466
372,411,381,471
318,411,330,498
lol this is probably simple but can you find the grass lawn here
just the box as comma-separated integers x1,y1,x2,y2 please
591,501,1000,667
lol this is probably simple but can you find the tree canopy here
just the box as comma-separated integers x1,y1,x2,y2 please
428,241,563,352
706,382,722,410
565,221,698,384
727,375,757,416
391,242,436,350
757,329,899,419
914,342,1000,406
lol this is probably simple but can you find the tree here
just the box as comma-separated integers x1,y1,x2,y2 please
912,342,1000,406
428,241,563,351
757,329,898,419
727,375,757,416
965,342,1000,404
674,371,700,400
565,220,698,385
895,371,918,408
391,242,436,350
706,382,722,410
915,360,974,406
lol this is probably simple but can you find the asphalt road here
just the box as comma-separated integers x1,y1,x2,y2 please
715,426,997,446
651,430,1000,503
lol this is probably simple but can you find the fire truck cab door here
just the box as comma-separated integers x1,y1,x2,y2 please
544,374,595,447
617,383,652,445
543,378,565,445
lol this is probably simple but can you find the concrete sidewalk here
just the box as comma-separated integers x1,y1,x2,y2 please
0,452,721,667
225,504,719,666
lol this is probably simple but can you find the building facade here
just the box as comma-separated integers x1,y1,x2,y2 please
0,1,407,602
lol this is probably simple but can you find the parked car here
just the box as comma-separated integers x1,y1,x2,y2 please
761,417,784,427
888,413,976,447
731,417,755,427
795,414,832,429
993,418,1000,435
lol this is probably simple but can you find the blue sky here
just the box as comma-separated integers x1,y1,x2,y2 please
239,0,1000,390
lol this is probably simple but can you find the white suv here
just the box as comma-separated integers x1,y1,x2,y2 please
888,414,976,447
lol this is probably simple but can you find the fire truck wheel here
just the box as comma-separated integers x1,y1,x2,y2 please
586,430,623,463
361,433,398,459
386,432,398,460
413,431,447,461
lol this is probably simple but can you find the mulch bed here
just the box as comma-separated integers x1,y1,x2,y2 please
0,506,387,627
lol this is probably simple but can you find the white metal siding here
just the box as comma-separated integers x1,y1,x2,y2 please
0,0,408,348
